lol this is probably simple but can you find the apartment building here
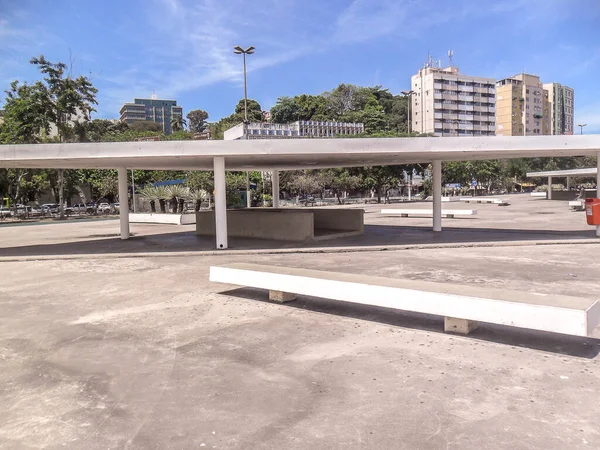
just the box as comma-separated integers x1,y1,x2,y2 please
543,82,575,135
411,65,496,137
224,120,364,140
119,96,183,134
496,73,551,136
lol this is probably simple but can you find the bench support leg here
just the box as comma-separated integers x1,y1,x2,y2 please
269,290,297,303
444,317,479,334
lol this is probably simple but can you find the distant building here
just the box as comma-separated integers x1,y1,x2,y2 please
119,96,183,135
543,82,575,135
224,120,364,140
0,109,4,125
496,73,551,136
411,58,496,137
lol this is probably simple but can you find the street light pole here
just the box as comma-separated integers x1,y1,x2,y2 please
234,45,255,208
401,90,415,134
233,45,255,126
577,123,587,135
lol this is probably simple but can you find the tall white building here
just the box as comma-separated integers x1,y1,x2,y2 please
224,120,364,140
411,61,496,137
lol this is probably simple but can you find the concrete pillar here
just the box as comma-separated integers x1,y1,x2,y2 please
246,171,251,208
597,152,600,237
408,175,412,201
272,170,280,208
566,176,571,191
432,160,442,232
213,157,228,249
118,167,130,240
548,176,553,200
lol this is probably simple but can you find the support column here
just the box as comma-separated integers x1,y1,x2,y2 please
213,157,228,249
597,152,600,237
118,167,130,240
408,175,412,201
566,176,571,191
548,176,553,200
432,160,442,232
272,170,280,208
246,171,251,208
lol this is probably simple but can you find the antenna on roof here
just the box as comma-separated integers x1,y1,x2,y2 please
151,91,157,100
448,50,454,67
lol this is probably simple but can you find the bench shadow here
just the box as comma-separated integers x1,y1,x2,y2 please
219,287,600,359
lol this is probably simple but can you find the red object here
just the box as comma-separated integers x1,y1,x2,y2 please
585,198,600,225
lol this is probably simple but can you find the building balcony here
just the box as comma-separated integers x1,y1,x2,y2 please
458,95,474,102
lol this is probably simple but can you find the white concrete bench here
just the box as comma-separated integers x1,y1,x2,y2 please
459,197,507,205
531,192,547,198
210,263,600,337
381,209,477,218
569,200,585,211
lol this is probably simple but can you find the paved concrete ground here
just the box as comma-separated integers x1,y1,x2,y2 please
1,194,600,449
0,194,597,259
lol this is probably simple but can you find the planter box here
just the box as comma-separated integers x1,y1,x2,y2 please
130,213,196,225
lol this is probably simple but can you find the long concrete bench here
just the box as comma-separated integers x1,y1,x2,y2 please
459,197,507,205
381,209,477,218
569,200,585,211
209,263,600,337
531,192,547,198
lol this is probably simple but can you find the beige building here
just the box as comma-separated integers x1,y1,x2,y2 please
543,82,574,135
496,73,551,136
411,65,496,137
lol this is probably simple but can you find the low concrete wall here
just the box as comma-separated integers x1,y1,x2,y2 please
312,208,364,233
196,208,365,242
130,213,196,225
196,209,314,242
550,191,579,201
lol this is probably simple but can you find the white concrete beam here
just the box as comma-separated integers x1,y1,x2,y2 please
213,157,228,249
432,160,442,232
118,167,130,240
272,170,280,208
548,176,553,200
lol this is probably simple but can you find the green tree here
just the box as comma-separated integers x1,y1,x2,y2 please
270,97,301,123
130,121,162,132
170,115,187,133
186,109,209,132
29,55,98,217
234,99,263,122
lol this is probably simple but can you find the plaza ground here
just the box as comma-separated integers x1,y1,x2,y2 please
1,193,600,449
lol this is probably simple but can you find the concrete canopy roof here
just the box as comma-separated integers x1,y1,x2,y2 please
1,135,599,171
526,168,598,178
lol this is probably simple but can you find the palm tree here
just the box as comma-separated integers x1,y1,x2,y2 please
170,116,187,133
165,185,189,213
139,185,159,213
155,186,170,213
187,189,208,212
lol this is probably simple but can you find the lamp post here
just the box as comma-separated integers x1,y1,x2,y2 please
577,123,587,135
401,90,415,201
234,45,255,207
233,45,255,124
401,90,415,134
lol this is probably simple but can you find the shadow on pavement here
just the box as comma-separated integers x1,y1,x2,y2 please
220,287,600,359
0,224,596,258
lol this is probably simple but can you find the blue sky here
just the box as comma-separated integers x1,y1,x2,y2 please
1,0,600,132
